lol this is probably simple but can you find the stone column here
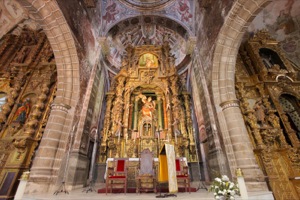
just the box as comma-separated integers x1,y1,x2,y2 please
103,93,114,141
133,96,139,131
26,102,71,193
183,92,191,139
157,96,163,129
220,100,268,191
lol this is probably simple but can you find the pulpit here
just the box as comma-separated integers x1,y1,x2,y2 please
157,144,177,195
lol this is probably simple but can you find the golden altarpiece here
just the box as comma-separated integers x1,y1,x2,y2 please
0,28,56,199
98,41,197,183
236,30,300,200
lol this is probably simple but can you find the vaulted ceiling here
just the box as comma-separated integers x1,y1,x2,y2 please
0,0,300,77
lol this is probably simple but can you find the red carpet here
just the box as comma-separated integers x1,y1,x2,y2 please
98,187,197,193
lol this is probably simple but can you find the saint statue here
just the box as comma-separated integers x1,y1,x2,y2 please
253,100,266,126
141,96,155,118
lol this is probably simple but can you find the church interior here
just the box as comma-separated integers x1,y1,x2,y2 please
0,0,300,199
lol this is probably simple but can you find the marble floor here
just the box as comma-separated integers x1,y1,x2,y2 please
22,182,274,200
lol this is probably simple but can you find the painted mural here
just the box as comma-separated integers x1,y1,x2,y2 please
101,0,194,34
248,0,300,67
0,0,24,38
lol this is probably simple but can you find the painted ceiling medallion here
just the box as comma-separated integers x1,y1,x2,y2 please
119,0,175,10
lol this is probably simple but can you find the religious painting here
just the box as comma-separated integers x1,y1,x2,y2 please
139,53,158,68
176,0,193,23
247,0,300,67
4,0,23,19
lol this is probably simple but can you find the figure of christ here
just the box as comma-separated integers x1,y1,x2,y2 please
114,119,125,143
171,118,181,136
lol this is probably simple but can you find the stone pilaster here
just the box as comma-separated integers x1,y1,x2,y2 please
220,100,269,191
26,103,71,193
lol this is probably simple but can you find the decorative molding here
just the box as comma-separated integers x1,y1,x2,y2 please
219,100,240,110
50,103,71,112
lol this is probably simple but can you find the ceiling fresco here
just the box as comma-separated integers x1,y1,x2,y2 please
104,15,189,70
101,0,194,35
0,0,25,38
248,0,300,67
101,0,195,73
119,0,175,10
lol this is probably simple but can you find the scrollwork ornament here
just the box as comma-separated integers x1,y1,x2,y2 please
261,149,273,170
269,85,283,98
288,148,300,167
13,138,27,159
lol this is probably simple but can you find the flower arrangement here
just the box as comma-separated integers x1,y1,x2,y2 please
209,175,240,200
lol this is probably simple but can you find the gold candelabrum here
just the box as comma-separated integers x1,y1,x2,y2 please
99,44,197,163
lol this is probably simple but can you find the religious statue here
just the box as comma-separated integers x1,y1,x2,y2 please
171,118,181,136
114,120,124,137
141,96,156,118
253,99,266,126
260,52,273,69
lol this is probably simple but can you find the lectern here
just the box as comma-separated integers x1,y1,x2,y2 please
157,144,177,198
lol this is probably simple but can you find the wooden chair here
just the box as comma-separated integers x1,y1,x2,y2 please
105,158,128,194
175,157,190,193
135,148,157,193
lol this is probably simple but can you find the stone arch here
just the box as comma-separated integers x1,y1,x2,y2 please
213,0,270,105
18,0,80,106
15,0,81,192
211,0,271,187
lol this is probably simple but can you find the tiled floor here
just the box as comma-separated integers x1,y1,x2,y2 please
22,182,274,200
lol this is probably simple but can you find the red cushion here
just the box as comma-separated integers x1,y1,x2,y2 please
109,175,126,179
116,160,125,172
175,159,181,172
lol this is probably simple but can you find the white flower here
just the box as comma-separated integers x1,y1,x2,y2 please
222,175,229,181
229,182,234,189
215,196,220,199
230,196,235,200
215,177,222,182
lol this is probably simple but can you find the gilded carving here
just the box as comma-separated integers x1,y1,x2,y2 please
0,28,57,198
236,30,300,200
99,42,196,166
